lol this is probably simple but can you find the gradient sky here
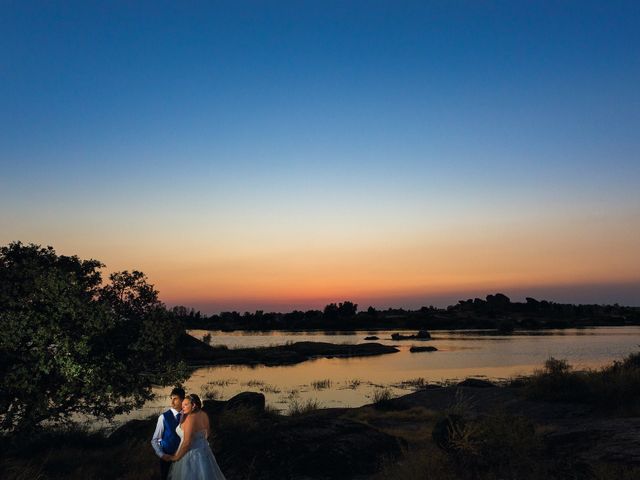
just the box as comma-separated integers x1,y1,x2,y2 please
2,1,639,312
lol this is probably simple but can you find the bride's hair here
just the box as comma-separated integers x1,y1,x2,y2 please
187,393,202,411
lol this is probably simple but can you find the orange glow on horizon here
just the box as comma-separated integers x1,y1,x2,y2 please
23,207,639,311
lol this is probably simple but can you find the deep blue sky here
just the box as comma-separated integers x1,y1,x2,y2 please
2,1,639,311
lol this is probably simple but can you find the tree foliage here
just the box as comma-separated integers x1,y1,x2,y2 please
0,242,187,432
323,301,358,321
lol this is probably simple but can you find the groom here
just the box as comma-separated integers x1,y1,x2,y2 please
151,387,185,480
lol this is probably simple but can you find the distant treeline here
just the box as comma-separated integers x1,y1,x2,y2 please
172,293,640,332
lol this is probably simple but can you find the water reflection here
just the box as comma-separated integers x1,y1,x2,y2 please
131,326,640,421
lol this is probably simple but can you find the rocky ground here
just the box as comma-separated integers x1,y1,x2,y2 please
3,378,639,479
380,383,640,466
107,383,640,479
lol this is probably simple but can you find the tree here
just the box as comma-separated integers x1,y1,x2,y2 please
323,303,339,321
338,301,358,317
0,242,187,432
323,301,358,322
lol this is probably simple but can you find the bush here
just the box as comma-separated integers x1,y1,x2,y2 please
522,352,640,412
433,411,546,479
544,357,572,375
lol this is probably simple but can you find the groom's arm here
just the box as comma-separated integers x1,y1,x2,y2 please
151,415,165,458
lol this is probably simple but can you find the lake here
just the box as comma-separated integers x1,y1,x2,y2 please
135,326,640,419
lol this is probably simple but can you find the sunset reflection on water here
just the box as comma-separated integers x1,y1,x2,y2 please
134,327,640,419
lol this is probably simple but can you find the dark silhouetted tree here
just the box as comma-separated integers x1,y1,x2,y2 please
338,301,358,317
323,303,339,321
0,242,187,433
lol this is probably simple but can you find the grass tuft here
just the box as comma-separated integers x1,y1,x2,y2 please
400,377,427,390
311,379,332,390
344,378,362,389
372,387,395,408
201,384,222,400
287,398,321,416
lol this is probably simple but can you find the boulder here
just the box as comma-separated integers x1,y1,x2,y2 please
410,346,438,353
544,418,640,464
392,331,432,341
109,418,155,444
416,330,432,339
225,391,265,413
202,399,226,416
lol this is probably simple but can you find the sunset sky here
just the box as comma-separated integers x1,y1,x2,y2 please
2,1,639,312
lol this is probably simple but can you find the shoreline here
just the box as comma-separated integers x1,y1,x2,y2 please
189,323,640,334
179,334,400,367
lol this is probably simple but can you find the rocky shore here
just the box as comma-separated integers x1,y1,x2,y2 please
112,382,640,479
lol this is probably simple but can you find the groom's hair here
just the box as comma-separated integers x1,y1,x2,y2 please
170,387,186,400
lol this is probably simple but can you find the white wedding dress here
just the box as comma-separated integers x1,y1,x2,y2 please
168,424,226,480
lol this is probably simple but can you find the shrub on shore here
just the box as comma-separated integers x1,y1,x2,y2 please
520,350,640,412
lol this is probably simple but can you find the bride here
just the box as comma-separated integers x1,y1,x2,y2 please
168,394,226,480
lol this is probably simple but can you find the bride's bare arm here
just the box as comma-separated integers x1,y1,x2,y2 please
170,416,193,461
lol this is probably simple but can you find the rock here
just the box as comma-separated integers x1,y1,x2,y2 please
392,331,432,341
457,378,496,388
217,410,403,479
410,346,438,353
202,399,226,416
225,391,265,413
545,418,640,465
364,335,379,340
416,330,432,339
109,418,155,444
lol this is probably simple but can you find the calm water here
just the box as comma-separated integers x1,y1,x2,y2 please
133,326,640,420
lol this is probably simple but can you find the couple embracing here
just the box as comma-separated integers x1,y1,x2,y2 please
151,387,226,480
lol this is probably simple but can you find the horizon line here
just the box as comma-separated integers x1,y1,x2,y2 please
163,279,640,315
